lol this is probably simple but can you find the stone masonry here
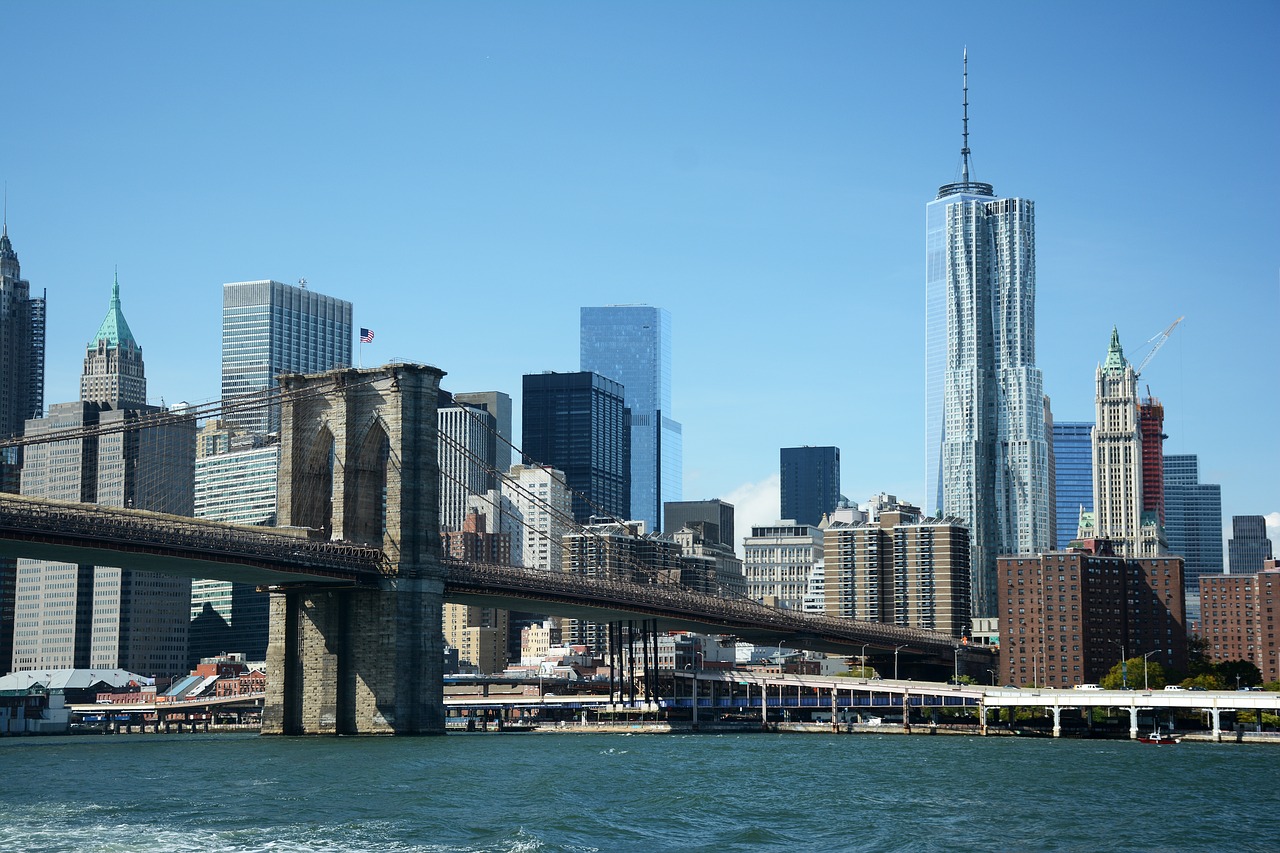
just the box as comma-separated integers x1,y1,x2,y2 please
262,363,448,735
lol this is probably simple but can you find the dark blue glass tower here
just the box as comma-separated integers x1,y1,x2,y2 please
1052,422,1094,549
780,446,840,527
522,371,630,525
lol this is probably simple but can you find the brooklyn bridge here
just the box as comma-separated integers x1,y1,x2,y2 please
0,363,981,735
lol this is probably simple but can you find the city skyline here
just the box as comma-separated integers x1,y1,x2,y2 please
1,5,1275,553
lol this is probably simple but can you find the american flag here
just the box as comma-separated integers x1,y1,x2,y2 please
360,328,375,344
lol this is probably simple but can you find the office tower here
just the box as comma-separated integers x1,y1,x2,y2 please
11,278,194,676
438,393,497,533
1139,396,1167,525
0,222,45,446
823,509,971,636
1200,564,1279,682
1045,396,1056,548
927,54,1049,617
664,499,735,550
189,429,279,666
221,280,352,435
1085,329,1165,557
997,548,1186,687
1227,515,1273,574
453,391,513,488
1163,454,1224,612
502,464,572,572
780,446,841,527
1052,422,1093,549
521,371,630,524
742,521,824,610
0,221,43,671
580,305,682,532
669,525,747,597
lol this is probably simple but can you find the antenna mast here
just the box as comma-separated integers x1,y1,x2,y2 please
961,48,971,183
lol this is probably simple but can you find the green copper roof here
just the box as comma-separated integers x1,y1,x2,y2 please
89,272,138,349
1102,326,1127,373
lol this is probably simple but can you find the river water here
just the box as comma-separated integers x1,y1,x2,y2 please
1,731,1274,852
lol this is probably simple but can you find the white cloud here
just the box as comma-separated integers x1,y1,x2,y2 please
1268,512,1280,555
723,474,780,556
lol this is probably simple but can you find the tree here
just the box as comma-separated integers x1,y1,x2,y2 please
1100,657,1166,690
1182,672,1226,690
1217,660,1262,689
1186,635,1215,676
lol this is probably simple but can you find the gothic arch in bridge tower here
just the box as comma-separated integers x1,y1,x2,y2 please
265,363,448,736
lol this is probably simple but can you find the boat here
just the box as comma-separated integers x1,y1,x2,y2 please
1137,726,1181,745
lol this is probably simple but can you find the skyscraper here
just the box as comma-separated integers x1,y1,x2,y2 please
438,394,498,533
927,53,1049,616
221,280,352,435
1052,421,1094,549
453,391,513,489
580,305,681,532
521,371,630,524
12,278,194,676
779,446,840,527
502,464,572,572
1228,515,1273,574
1086,329,1165,557
1163,454,1223,614
0,222,46,448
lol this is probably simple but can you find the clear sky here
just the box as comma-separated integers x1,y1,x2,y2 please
4,2,1277,556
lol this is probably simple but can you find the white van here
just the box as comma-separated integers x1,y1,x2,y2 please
1072,683,1101,690
1163,685,1185,691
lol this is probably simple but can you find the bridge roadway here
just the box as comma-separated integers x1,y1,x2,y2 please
0,494,972,661
446,672,1280,740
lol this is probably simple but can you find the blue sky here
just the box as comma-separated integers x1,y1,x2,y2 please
4,2,1277,556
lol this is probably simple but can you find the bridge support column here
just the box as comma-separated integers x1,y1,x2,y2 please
979,701,988,736
1210,708,1222,742
1126,706,1139,740
262,576,445,736
1050,706,1062,738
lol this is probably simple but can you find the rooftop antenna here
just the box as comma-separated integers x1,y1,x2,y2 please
3,181,7,238
961,47,971,184
298,277,308,289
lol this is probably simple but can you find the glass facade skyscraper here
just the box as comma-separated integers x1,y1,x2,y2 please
1163,454,1223,612
0,224,45,447
521,371,630,525
927,55,1050,617
580,305,681,531
1052,421,1094,549
222,280,352,435
780,446,841,527
1228,515,1273,575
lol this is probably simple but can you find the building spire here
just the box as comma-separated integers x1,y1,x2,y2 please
961,47,971,184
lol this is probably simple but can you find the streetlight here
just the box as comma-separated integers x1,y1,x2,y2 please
860,643,869,678
1110,639,1127,689
986,668,996,686
1142,649,1162,691
893,645,907,681
953,647,961,685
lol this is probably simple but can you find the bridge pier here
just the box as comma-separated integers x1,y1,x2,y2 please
1126,706,1139,739
1050,706,1062,738
262,578,444,735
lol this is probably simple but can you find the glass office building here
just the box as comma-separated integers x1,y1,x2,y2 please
1227,515,1273,575
1052,422,1094,549
521,371,630,525
1163,454,1223,613
780,446,840,527
222,280,352,435
580,306,681,531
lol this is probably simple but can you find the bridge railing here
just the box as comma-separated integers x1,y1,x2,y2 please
443,559,961,653
0,495,385,576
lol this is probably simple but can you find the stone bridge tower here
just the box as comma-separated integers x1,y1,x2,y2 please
262,363,447,735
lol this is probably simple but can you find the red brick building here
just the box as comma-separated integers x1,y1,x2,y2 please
1199,562,1279,683
998,545,1187,687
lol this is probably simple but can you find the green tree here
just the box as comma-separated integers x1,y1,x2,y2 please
1100,657,1166,690
1262,681,1280,692
1182,672,1226,690
1216,660,1262,689
1186,635,1215,676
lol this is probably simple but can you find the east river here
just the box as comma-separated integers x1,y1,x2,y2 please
1,731,1275,852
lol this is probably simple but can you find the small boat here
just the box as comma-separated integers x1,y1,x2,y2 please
1137,726,1181,745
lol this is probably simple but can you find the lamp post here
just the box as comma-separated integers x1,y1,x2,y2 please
953,647,961,685
860,643,869,678
986,668,996,686
776,642,788,672
1110,639,1127,689
1143,649,1162,692
893,645,907,681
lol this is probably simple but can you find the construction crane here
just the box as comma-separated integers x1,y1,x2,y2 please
1135,316,1184,376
